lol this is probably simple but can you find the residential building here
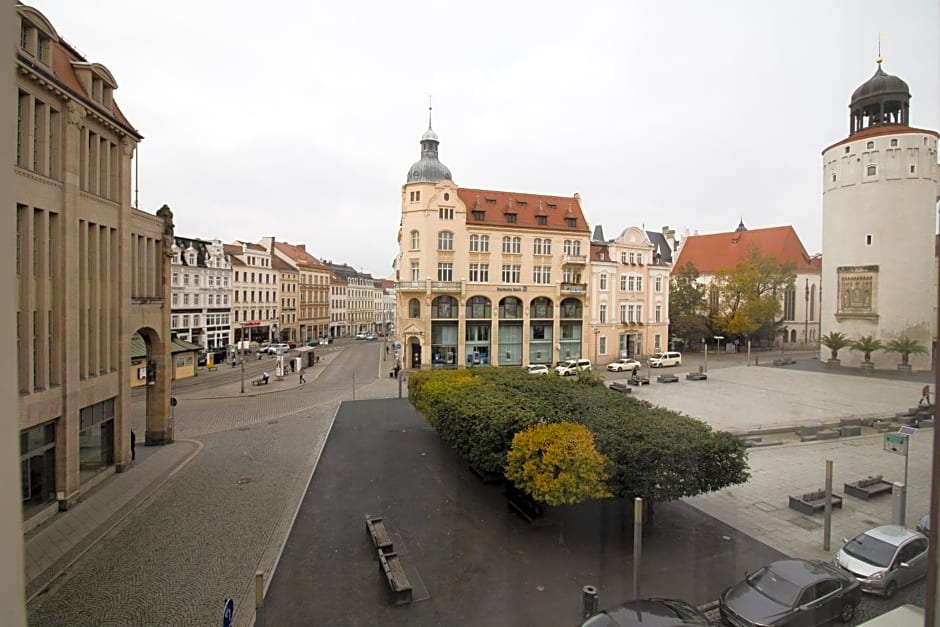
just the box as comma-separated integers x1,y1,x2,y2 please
329,272,348,338
395,119,591,369
381,278,396,336
672,222,822,347
225,241,278,344
272,255,298,343
170,237,231,350
15,2,173,533
327,262,378,336
821,59,939,369
273,241,331,342
589,225,675,362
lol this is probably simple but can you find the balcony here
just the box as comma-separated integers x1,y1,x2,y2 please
560,282,587,295
396,281,426,293
562,254,587,265
431,281,462,293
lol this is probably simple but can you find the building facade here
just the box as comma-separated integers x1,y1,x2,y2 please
272,255,298,343
329,273,348,338
273,241,331,342
170,237,231,350
821,60,939,369
15,4,173,529
328,262,377,336
395,121,591,369
589,225,674,362
225,241,279,345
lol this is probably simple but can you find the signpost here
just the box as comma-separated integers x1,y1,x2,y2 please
884,428,916,525
221,598,234,627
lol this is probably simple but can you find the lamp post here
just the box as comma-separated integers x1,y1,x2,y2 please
239,324,246,394
804,278,809,346
702,338,707,373
593,326,600,367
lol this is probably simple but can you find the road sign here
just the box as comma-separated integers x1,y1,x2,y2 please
884,432,908,455
221,598,234,627
394,341,401,351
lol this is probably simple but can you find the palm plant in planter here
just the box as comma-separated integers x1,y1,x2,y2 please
820,331,851,366
850,335,883,370
884,336,928,374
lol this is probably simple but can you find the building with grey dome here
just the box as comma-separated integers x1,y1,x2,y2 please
406,119,452,184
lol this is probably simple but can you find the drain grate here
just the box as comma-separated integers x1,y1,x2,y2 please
236,478,251,485
752,501,778,512
788,516,822,530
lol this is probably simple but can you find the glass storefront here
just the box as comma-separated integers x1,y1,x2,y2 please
559,298,583,359
79,398,115,483
465,296,492,366
21,420,56,514
431,296,459,368
529,296,554,364
498,297,524,366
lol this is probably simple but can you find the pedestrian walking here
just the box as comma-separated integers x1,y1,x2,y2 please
300,369,306,384
130,430,136,461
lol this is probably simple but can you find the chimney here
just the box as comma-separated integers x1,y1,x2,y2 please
297,244,305,251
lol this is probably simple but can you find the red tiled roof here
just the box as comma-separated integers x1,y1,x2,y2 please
271,255,295,272
673,225,820,276
822,124,939,154
274,242,328,269
456,188,590,234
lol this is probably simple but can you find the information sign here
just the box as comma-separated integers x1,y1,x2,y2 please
884,432,908,455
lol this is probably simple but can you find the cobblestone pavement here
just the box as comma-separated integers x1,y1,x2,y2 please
27,341,398,626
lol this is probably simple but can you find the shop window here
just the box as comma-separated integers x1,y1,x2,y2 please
21,420,57,511
78,398,115,483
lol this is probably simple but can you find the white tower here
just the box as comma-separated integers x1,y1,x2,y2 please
821,59,939,369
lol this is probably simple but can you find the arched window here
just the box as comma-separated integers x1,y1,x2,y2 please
431,295,458,318
465,296,492,318
543,239,551,254
499,297,522,319
480,235,490,252
572,240,581,255
408,298,420,318
533,238,543,255
469,234,479,252
502,236,512,253
560,298,582,318
530,297,553,319
438,231,453,251
512,237,522,253
410,230,420,249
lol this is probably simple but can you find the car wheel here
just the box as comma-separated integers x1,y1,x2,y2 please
839,601,856,623
884,581,898,599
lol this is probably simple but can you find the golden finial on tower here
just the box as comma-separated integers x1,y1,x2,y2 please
876,32,884,65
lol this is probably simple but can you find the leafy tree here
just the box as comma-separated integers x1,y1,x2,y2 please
710,245,795,342
884,336,928,366
669,262,710,346
505,422,611,506
850,335,883,364
820,331,851,361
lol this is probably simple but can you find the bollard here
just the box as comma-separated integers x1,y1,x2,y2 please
582,585,598,618
892,482,906,526
255,571,265,627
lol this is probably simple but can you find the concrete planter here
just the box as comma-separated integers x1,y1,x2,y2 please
897,363,913,375
826,359,841,367
860,362,874,371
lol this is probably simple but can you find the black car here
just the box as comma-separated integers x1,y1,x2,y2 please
720,559,860,626
580,598,710,626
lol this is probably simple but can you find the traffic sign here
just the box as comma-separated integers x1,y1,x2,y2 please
394,341,401,350
221,598,234,627
884,432,908,455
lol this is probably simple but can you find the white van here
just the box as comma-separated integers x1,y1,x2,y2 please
648,351,682,368
554,359,592,376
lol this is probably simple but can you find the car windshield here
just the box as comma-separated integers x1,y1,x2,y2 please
661,599,707,624
651,353,664,360
843,533,896,567
746,566,801,607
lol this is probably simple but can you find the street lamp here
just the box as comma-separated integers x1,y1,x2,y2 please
702,338,707,373
804,278,809,346
593,326,600,367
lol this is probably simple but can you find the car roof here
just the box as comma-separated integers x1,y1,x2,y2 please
602,598,705,626
767,559,843,585
861,525,925,546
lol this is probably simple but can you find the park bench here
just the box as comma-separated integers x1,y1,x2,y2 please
365,515,394,555
656,374,679,383
608,381,632,394
251,377,269,386
685,372,707,381
377,550,413,605
773,357,796,366
788,489,843,515
627,376,650,386
844,474,893,500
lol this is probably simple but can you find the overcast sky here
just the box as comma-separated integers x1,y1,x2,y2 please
29,1,940,277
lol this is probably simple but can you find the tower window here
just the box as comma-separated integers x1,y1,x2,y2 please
844,146,850,154
443,193,449,201
866,235,872,246
866,141,874,150
910,164,916,174
831,173,837,183
890,138,898,147
866,165,877,176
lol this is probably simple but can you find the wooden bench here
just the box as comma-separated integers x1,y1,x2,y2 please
377,550,413,605
844,475,893,500
251,377,269,386
686,372,707,381
608,381,632,394
656,374,679,383
788,489,843,515
365,515,393,555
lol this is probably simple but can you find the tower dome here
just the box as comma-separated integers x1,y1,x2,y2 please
849,61,911,134
406,109,452,184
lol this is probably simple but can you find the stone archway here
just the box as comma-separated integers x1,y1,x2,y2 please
135,326,173,445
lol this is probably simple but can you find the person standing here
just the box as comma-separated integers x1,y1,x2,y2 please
130,431,136,461
299,369,306,384
920,384,931,406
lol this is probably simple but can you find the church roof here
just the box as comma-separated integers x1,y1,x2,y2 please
672,225,820,275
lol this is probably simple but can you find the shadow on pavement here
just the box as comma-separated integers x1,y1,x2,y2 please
265,399,786,626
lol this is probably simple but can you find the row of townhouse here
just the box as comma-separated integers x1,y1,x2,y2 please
169,237,392,350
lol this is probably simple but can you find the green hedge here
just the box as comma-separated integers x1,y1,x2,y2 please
408,367,749,504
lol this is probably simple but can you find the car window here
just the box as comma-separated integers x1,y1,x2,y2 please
898,539,928,563
843,532,896,567
747,567,801,606
815,579,840,598
797,586,817,606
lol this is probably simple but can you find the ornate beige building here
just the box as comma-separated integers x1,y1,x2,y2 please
273,241,331,342
225,241,279,346
589,225,675,362
395,121,591,369
15,3,173,530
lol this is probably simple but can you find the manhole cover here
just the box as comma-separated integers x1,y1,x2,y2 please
236,478,251,485
788,516,822,530
752,501,778,512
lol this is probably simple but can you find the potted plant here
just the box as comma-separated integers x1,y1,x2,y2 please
819,331,851,366
884,336,928,374
850,335,883,371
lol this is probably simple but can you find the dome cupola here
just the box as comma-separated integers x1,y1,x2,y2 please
406,106,452,184
849,59,911,134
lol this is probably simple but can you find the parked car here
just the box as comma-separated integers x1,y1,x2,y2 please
648,351,682,368
580,597,709,626
287,340,296,348
554,359,592,376
607,358,642,373
719,558,861,626
318,337,330,345
263,343,291,355
525,364,549,375
355,332,368,340
834,525,929,598
916,514,930,536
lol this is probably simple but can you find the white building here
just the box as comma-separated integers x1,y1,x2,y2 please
821,59,939,369
170,237,231,350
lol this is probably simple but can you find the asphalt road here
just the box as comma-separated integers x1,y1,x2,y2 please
264,399,788,626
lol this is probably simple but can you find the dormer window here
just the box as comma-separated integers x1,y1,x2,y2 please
536,216,547,225
505,213,517,224
565,218,577,227
471,210,485,221
866,164,877,176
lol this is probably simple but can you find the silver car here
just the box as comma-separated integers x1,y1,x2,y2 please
834,525,929,598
